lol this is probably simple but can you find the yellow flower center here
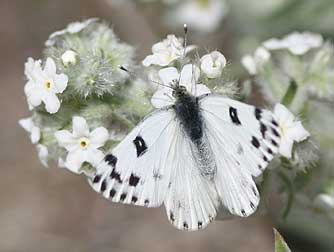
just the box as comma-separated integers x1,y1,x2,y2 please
197,0,209,8
44,80,52,90
79,138,89,149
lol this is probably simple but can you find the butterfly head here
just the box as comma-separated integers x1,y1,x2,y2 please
172,82,188,99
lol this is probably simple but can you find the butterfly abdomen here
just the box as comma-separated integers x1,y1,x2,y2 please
174,93,216,178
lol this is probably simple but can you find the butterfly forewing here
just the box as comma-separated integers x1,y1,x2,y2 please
89,108,177,207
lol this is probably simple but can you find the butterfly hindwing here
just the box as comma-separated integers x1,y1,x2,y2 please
200,95,281,217
164,125,219,231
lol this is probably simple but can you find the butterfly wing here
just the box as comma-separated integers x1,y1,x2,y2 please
89,108,177,207
89,107,219,231
200,95,281,217
164,125,219,231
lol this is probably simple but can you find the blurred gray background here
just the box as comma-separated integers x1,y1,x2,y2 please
0,0,314,251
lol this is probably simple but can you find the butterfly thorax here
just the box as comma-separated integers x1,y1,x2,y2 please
173,87,203,141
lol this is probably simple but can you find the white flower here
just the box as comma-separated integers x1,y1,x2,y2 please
36,144,48,167
24,57,68,114
313,194,334,212
274,103,310,159
45,18,98,46
142,34,195,67
241,47,270,75
55,116,109,173
61,50,77,66
200,51,226,78
263,32,323,55
167,0,227,32
151,64,211,108
18,117,41,144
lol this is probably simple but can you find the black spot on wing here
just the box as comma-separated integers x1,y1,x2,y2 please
198,221,203,229
170,212,175,223
93,175,101,184
129,173,140,187
255,107,262,120
101,179,107,192
110,168,122,183
229,107,241,125
144,199,150,206
272,127,280,137
183,222,189,230
120,193,127,202
105,154,117,167
250,202,255,209
133,136,148,157
110,189,116,198
131,196,138,203
241,209,246,216
260,123,267,138
251,136,260,148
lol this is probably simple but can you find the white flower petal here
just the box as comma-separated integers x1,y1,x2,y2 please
142,55,160,67
44,58,57,76
287,121,310,142
86,149,105,167
54,73,68,93
36,144,48,167
54,130,77,151
241,55,257,75
200,51,226,79
43,92,60,114
158,67,179,86
30,126,41,144
65,149,85,173
18,117,33,132
274,103,295,125
180,64,200,93
72,116,90,137
279,138,294,159
24,83,43,108
195,84,211,96
89,127,109,148
151,88,174,108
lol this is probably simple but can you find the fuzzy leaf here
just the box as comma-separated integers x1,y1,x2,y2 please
274,229,292,252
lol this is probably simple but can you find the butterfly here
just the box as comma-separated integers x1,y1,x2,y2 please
89,64,281,231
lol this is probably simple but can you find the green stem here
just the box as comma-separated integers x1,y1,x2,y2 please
277,170,294,219
281,78,298,107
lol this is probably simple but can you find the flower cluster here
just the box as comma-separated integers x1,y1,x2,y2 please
19,19,152,173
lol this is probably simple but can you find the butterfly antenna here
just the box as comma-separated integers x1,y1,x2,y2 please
177,24,189,87
119,65,136,79
183,23,188,58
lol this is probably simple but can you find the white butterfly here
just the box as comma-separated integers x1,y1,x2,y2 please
89,64,281,231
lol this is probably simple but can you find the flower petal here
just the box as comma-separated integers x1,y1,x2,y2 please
54,73,68,93
65,149,84,173
195,84,211,96
180,64,200,93
44,58,57,76
86,149,105,167
274,103,295,125
151,88,174,108
54,130,77,151
30,126,41,144
43,92,60,114
89,127,109,148
287,121,310,142
241,55,257,75
18,117,33,132
36,144,48,167
279,138,294,159
72,116,90,137
158,67,179,86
